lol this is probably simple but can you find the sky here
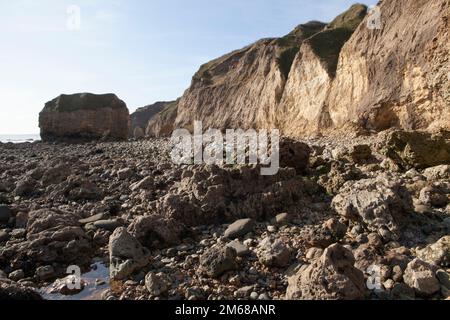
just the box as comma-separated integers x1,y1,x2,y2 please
0,0,378,134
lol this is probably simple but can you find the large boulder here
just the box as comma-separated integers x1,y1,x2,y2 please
332,173,413,239
382,131,450,170
286,244,366,300
109,227,150,280
403,258,440,296
417,236,450,267
39,93,130,141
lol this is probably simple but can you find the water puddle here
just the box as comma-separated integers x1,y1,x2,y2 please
40,262,110,301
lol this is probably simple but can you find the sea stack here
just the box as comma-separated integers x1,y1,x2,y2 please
39,93,130,141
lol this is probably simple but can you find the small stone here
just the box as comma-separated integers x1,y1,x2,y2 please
258,293,270,300
305,247,323,261
226,240,250,257
117,168,133,180
9,269,25,281
93,219,122,231
15,212,28,228
36,265,55,281
392,265,403,282
250,292,259,300
267,225,277,233
383,279,395,290
275,213,291,225
79,213,107,225
416,236,450,267
145,272,171,297
224,219,255,239
234,285,254,298
130,176,154,191
257,237,291,268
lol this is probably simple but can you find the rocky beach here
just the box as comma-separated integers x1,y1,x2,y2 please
1,129,449,300
1,0,449,302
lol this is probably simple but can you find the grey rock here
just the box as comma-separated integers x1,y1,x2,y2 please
416,236,450,267
199,246,237,278
15,212,28,229
286,244,366,300
419,186,448,208
390,283,415,300
130,176,154,191
257,237,291,268
9,270,25,282
93,219,122,231
35,265,55,281
109,227,150,280
226,240,250,257
403,258,440,296
275,213,291,225
145,272,171,296
79,213,107,225
224,218,255,239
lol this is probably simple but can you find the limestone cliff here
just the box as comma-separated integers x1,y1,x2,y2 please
146,100,179,137
152,1,450,138
130,101,173,138
174,22,326,132
325,0,450,134
39,93,130,141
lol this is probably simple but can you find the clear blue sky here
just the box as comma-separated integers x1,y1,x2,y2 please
0,0,377,134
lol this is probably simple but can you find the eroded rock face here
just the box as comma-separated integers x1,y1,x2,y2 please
332,173,413,238
0,279,43,300
39,93,130,141
417,236,450,267
1,209,91,265
286,244,366,300
382,131,450,170
149,165,318,228
130,101,173,138
151,1,449,138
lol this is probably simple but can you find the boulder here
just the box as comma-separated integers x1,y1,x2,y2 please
224,219,255,239
332,173,412,239
382,131,450,170
279,138,311,174
403,258,440,296
39,93,130,141
417,236,450,267
145,272,171,296
257,237,291,268
109,227,150,280
286,244,365,300
0,279,43,300
199,246,237,278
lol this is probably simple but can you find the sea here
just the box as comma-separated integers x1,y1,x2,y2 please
0,134,41,144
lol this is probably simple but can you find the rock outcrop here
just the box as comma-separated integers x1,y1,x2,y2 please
286,244,366,300
146,100,179,137
130,101,173,138
39,93,130,141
